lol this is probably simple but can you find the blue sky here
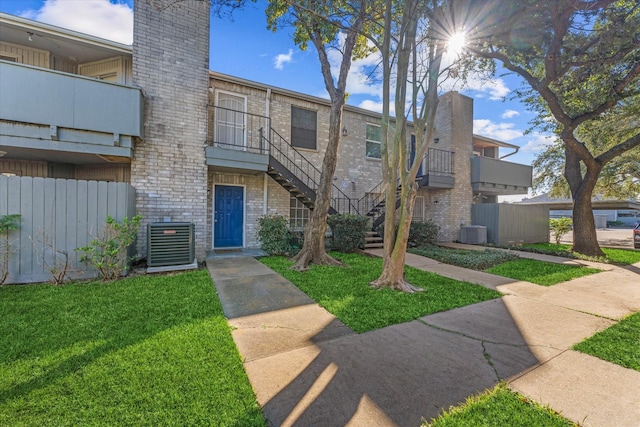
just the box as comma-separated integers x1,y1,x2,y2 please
1,0,552,193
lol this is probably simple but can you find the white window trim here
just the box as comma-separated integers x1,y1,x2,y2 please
214,90,248,150
365,123,382,159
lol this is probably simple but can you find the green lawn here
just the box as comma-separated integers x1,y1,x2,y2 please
0,270,265,427
486,258,601,286
259,252,501,333
424,385,575,427
573,311,640,371
409,245,601,286
522,243,640,265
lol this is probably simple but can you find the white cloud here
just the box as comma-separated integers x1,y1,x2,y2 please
521,134,556,153
473,119,523,141
502,109,520,119
274,49,293,70
464,77,510,100
327,33,383,99
22,0,133,45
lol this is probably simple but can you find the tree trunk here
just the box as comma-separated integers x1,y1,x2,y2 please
564,147,604,257
290,103,344,271
570,174,605,257
370,181,422,292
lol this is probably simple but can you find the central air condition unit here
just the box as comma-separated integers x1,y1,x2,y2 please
460,225,487,244
147,222,195,268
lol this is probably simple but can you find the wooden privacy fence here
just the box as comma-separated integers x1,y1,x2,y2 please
0,176,136,284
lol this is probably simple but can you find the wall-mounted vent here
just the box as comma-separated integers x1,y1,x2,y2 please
147,222,195,267
460,225,487,244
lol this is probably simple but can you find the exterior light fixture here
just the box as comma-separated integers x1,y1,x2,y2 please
434,138,439,144
28,32,34,42
342,126,348,136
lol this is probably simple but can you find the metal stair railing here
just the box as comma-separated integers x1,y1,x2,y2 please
267,127,359,215
360,148,455,229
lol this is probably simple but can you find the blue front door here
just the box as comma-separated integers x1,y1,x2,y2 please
214,185,243,248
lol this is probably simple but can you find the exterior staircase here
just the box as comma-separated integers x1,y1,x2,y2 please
267,128,358,215
364,230,384,249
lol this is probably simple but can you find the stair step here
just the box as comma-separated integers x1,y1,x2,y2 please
364,242,384,249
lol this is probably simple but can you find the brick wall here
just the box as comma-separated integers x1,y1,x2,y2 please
425,92,474,241
131,0,210,259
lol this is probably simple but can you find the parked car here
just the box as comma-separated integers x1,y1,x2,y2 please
634,224,640,249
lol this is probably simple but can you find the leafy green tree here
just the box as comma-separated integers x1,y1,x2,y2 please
266,0,373,270
469,0,640,257
534,101,640,200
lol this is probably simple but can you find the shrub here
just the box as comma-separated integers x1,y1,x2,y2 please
0,214,20,284
410,245,520,270
257,215,293,255
408,220,440,247
76,215,142,281
327,214,369,253
549,217,572,244
377,220,440,248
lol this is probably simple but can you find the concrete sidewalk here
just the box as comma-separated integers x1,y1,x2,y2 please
206,250,640,427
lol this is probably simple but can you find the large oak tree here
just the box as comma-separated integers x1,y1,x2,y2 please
469,0,640,256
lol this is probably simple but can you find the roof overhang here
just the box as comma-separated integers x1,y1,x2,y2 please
472,134,519,150
0,12,131,64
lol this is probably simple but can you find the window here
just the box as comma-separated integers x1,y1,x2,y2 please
290,197,311,230
216,92,246,149
366,124,381,159
291,106,317,150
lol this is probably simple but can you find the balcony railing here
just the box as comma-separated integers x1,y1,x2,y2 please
207,106,270,155
0,61,143,141
471,156,532,195
424,148,454,175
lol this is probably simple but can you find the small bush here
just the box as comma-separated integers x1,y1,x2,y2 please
0,214,21,284
549,217,572,244
328,214,369,253
408,220,440,247
76,215,142,281
257,215,293,255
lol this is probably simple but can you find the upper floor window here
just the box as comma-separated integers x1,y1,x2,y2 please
291,106,317,150
366,124,381,159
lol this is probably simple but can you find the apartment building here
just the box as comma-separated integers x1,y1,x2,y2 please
0,2,532,278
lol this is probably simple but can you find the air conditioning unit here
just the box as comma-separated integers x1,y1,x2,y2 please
460,225,487,244
147,222,195,268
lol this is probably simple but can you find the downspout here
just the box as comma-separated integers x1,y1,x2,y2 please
499,146,519,160
263,88,272,215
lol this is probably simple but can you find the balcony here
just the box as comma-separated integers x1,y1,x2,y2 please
0,61,143,163
416,148,455,189
205,106,269,173
471,156,532,196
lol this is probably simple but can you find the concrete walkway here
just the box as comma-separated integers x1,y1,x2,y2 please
206,248,640,427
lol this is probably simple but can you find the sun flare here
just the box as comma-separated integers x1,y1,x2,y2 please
446,31,466,56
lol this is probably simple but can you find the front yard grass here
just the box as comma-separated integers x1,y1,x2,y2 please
573,311,640,372
522,243,640,265
410,245,601,286
424,384,575,427
259,252,501,333
0,270,265,427
485,258,601,286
